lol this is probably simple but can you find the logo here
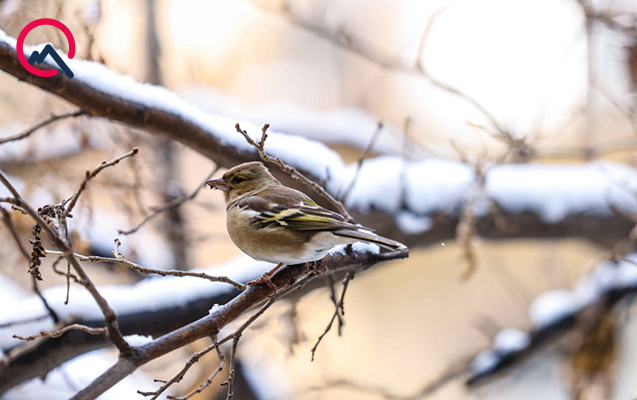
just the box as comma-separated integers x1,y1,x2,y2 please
17,18,75,78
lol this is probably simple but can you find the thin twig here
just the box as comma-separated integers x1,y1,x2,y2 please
63,148,139,217
0,314,51,329
167,335,226,400
259,3,512,143
119,166,219,235
304,366,467,400
324,275,345,335
138,339,222,400
311,272,354,361
0,169,131,352
236,123,354,222
13,323,106,341
51,255,79,304
339,121,383,202
1,207,61,322
223,296,277,400
0,110,86,145
141,297,277,400
47,239,247,291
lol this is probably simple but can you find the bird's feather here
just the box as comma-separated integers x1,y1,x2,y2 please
235,187,403,250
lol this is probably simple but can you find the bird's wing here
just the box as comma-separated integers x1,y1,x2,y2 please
237,187,359,232
236,187,405,251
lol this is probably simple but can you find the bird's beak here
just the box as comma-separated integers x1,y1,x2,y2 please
206,178,228,191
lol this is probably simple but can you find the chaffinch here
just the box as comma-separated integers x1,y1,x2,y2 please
206,161,405,287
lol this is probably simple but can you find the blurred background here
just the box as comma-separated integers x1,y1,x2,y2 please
1,0,637,399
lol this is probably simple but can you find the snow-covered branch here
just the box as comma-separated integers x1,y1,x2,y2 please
0,248,406,395
466,254,637,386
0,29,635,249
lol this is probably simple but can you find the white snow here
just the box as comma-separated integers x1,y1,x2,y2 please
0,275,158,399
0,255,272,350
0,173,173,270
493,328,531,353
239,339,295,400
0,275,27,303
396,211,433,234
124,334,153,347
342,156,405,214
469,349,501,375
487,162,637,223
70,208,175,270
3,28,637,234
405,159,475,215
529,255,637,329
328,241,381,256
528,289,579,328
0,117,112,163
209,303,221,315
3,348,157,400
0,241,387,351
471,255,637,377
351,242,381,254
180,86,414,156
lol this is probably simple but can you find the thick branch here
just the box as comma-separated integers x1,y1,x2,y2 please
0,34,634,248
70,248,407,399
0,249,405,394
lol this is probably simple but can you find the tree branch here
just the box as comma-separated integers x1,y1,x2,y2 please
0,34,634,249
0,167,131,353
69,248,407,400
0,110,86,145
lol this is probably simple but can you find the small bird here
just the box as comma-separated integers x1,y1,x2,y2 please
207,161,405,288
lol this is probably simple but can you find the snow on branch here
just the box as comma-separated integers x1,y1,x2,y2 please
0,247,406,397
0,255,266,393
0,29,634,248
467,254,637,386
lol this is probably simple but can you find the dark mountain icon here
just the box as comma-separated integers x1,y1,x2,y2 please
28,44,74,78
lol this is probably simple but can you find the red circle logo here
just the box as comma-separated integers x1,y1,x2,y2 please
17,18,75,78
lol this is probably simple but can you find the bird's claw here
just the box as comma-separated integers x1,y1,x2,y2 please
247,275,278,292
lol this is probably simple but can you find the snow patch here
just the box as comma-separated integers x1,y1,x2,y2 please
124,334,153,347
493,328,531,353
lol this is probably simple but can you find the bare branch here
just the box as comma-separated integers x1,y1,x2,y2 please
324,275,344,336
166,336,225,400
0,314,51,330
224,297,277,400
0,110,86,145
63,148,139,217
119,166,219,235
311,272,354,361
138,338,222,400
0,169,130,353
1,206,60,322
236,123,354,222
0,36,634,249
13,323,106,342
256,3,512,142
46,239,247,291
68,248,407,400
306,366,467,400
339,121,383,202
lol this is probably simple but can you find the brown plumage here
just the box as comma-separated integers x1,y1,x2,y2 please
207,162,405,267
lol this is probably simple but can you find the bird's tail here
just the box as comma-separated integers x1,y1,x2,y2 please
333,228,406,251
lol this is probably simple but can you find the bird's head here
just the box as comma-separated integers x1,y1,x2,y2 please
206,161,280,203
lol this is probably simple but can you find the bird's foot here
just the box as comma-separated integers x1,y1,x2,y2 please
247,274,278,292
304,260,320,274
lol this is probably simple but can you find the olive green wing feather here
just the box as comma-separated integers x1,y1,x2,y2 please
238,187,405,250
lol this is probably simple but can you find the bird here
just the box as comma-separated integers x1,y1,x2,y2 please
206,161,406,288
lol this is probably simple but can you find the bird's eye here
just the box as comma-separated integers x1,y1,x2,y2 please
232,176,245,184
